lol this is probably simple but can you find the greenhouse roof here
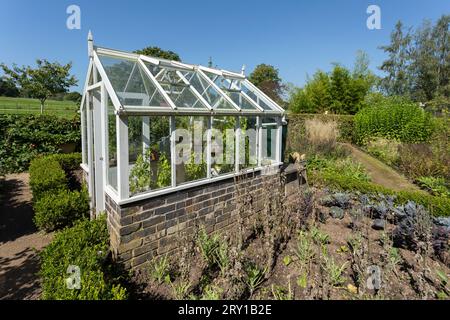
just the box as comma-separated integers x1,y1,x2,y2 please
88,45,285,116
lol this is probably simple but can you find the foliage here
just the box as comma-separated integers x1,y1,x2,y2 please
397,142,449,180
149,255,170,284
129,148,171,195
170,279,191,300
0,114,80,173
63,91,82,104
310,169,450,217
0,76,20,97
289,53,376,115
285,114,355,157
308,155,370,183
321,255,348,287
248,64,285,104
1,59,77,113
29,153,88,231
416,176,450,198
243,262,266,296
34,187,90,232
134,46,181,61
196,227,220,267
185,152,207,181
29,156,67,201
379,16,450,103
354,96,435,144
295,231,315,266
40,217,127,300
366,138,400,166
200,285,223,300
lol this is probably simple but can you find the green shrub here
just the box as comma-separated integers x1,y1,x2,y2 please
416,177,450,198
34,187,90,232
49,153,82,171
354,96,435,145
29,153,87,232
29,156,67,201
40,217,127,300
310,170,450,217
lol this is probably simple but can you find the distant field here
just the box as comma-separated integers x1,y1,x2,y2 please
0,96,79,118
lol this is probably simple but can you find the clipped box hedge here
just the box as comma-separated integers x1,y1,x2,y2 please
29,153,89,232
34,188,90,232
40,216,127,300
29,157,67,201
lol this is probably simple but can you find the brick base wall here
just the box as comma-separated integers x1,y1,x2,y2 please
105,165,301,269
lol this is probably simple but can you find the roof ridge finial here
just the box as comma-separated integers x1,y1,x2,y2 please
88,30,94,58
241,64,246,75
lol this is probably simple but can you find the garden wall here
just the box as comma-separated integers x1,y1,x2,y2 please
105,165,302,269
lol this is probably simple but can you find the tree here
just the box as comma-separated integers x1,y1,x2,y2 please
1,60,77,113
0,76,20,97
134,46,181,61
248,64,285,103
378,16,449,102
289,57,374,115
378,21,413,96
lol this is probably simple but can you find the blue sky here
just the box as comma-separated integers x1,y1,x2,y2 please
0,0,448,92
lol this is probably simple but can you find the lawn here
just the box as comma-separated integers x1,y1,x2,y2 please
0,96,79,118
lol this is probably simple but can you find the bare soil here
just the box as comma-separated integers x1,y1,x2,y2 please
131,187,450,300
0,173,53,300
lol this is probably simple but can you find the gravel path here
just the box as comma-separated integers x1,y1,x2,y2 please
0,173,53,300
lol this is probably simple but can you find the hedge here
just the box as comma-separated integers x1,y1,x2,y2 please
29,157,67,201
34,188,90,232
0,114,80,173
29,153,88,232
310,170,450,217
40,217,127,300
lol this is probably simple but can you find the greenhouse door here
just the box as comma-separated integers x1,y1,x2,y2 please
88,87,105,214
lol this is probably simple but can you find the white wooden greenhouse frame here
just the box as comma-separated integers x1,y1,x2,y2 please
80,33,285,214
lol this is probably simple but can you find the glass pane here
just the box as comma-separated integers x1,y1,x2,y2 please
211,116,236,176
107,98,118,190
128,116,171,196
261,117,278,164
99,55,169,107
157,69,207,109
241,82,274,111
175,116,207,185
239,117,258,170
226,91,258,110
187,72,235,110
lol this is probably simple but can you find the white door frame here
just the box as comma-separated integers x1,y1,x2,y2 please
88,85,105,215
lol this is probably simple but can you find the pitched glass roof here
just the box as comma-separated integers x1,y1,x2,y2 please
94,46,284,115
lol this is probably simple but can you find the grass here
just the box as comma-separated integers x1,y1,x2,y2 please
0,96,78,118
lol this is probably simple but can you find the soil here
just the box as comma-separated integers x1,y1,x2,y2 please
342,143,421,192
130,188,450,300
0,173,53,300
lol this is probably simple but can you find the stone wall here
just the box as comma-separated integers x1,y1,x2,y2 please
105,165,301,269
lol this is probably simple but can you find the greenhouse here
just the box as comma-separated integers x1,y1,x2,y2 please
80,33,285,213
